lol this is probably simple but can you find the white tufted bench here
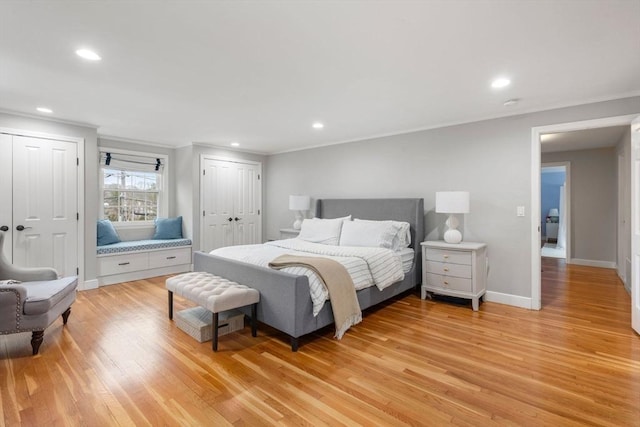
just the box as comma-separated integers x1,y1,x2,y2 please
166,272,260,351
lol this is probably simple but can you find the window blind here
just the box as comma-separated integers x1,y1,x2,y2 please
99,151,164,173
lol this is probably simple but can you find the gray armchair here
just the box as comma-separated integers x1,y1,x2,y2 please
0,232,78,354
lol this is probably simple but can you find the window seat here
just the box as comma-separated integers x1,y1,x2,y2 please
97,237,192,286
97,238,192,255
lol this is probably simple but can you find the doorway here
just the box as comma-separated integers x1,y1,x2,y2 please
541,164,569,260
530,114,638,311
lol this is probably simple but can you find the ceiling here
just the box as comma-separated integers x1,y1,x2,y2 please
1,1,639,154
541,125,630,153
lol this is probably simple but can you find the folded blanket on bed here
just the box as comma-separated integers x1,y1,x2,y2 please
269,254,362,339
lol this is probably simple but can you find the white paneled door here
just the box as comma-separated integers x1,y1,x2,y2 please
201,157,261,252
0,134,78,277
631,116,640,335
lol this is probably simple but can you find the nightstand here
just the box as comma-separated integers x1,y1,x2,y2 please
279,228,300,239
420,241,488,311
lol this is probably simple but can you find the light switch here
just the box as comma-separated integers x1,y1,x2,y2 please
517,206,525,217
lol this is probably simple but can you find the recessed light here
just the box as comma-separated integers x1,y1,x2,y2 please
76,49,101,61
503,98,519,106
36,107,53,113
230,142,240,147
491,77,511,89
312,122,324,129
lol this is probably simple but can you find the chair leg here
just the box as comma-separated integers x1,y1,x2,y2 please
168,291,173,320
212,312,219,352
62,307,71,325
31,330,44,355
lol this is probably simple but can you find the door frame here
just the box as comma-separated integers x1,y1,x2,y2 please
541,162,571,261
530,114,638,310
199,155,262,251
0,127,85,286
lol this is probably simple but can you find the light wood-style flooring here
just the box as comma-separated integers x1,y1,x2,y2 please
1,258,639,426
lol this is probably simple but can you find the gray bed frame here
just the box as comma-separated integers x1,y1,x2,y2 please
193,198,425,351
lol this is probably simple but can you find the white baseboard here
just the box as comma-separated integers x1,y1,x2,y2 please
569,258,616,269
98,264,192,286
484,291,533,309
79,279,99,291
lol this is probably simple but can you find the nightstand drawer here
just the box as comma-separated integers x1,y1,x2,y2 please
426,261,471,279
426,273,473,292
425,248,471,265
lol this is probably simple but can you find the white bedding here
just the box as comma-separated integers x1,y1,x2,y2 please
210,239,406,316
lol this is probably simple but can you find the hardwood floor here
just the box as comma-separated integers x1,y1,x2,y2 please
2,258,639,426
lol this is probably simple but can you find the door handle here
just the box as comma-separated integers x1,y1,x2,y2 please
228,217,233,222
0,226,8,232
16,225,32,231
234,217,240,221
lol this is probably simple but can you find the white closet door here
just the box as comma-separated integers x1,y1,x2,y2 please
12,135,78,276
201,157,262,252
0,134,13,258
233,162,261,246
202,158,235,252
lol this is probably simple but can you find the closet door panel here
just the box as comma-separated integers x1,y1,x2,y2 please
12,136,78,275
0,134,13,259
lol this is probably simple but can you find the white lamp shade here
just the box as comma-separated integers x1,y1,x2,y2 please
435,191,470,214
548,208,559,216
289,195,310,211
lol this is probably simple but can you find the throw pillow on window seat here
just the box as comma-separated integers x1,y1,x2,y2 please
97,219,121,246
153,216,183,239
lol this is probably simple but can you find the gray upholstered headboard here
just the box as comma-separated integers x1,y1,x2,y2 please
315,198,425,283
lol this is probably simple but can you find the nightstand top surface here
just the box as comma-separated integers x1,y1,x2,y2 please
421,240,486,250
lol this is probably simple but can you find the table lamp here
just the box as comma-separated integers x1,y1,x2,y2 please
436,191,470,244
289,195,310,230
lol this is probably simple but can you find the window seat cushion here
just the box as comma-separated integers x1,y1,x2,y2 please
97,239,192,255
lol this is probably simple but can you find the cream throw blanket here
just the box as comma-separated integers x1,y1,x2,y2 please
269,254,362,339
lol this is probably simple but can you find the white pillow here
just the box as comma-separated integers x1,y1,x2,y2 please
298,217,350,245
349,219,411,250
339,220,395,248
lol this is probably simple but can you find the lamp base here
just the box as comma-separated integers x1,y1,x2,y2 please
444,214,463,244
443,229,463,244
292,212,303,230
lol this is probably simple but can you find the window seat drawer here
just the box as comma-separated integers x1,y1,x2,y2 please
149,247,192,268
97,252,149,276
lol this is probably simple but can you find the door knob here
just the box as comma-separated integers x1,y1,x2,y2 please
228,217,233,222
0,225,8,232
234,217,240,221
16,225,32,231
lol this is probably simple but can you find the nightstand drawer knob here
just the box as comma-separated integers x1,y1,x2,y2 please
443,255,449,259
444,281,449,285
444,267,449,272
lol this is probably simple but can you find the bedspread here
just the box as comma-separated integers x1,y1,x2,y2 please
210,239,404,316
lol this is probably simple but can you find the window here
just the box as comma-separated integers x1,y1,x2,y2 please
100,149,167,223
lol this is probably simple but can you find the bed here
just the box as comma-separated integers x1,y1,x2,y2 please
192,198,425,351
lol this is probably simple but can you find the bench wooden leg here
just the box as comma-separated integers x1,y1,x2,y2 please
168,291,173,320
212,312,219,352
251,303,257,337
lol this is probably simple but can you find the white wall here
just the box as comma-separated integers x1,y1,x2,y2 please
542,147,617,264
265,96,640,302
